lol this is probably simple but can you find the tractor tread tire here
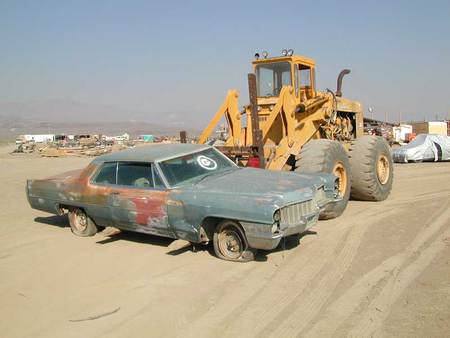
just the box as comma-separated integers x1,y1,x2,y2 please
295,139,351,220
349,136,393,201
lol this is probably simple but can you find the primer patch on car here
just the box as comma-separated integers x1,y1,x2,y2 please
197,155,217,170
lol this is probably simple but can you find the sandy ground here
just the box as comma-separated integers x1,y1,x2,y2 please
0,145,449,338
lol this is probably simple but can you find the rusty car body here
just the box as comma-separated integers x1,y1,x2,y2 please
27,144,340,261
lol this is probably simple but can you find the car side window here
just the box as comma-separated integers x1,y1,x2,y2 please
117,162,154,188
93,162,117,184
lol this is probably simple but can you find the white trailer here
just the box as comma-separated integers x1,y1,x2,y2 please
16,134,55,144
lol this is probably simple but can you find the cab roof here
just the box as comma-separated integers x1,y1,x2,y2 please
252,55,315,67
93,143,211,163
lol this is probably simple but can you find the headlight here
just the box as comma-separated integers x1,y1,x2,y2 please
273,210,281,222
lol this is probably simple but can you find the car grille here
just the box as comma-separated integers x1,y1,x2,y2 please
280,187,327,226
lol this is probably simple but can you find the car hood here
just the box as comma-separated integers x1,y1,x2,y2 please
195,168,326,201
169,168,335,224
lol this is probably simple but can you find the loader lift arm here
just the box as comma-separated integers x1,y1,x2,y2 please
198,90,243,146
198,80,335,171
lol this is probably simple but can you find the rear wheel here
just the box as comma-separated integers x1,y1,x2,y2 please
295,139,351,219
68,208,98,237
213,220,255,262
349,136,393,201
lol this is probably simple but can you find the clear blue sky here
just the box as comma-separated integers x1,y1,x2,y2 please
1,0,450,127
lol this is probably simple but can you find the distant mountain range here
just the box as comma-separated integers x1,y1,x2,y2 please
0,99,201,140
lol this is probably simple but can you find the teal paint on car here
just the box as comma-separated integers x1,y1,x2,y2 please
27,144,340,261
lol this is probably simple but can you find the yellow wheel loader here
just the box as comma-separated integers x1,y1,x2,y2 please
198,49,393,219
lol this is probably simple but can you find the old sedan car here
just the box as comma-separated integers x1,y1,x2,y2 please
27,144,340,261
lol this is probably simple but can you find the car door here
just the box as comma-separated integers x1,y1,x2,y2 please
108,161,174,238
85,161,118,227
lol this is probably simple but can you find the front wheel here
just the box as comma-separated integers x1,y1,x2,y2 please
213,220,256,262
295,139,351,219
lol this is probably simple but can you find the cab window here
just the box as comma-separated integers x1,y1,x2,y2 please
256,62,292,97
299,65,311,87
93,162,117,184
298,64,314,100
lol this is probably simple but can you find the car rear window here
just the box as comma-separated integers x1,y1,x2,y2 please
94,162,117,184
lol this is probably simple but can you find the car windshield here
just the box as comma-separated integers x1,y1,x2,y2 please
256,62,292,97
158,148,237,187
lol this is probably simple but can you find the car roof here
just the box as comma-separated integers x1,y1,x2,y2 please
93,143,211,163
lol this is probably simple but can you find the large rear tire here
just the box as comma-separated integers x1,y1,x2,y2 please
295,139,351,219
349,136,393,201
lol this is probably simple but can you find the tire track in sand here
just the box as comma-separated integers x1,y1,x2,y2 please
198,205,398,337
181,230,348,338
179,195,436,337
303,199,450,338
181,203,383,337
348,202,450,337
186,205,402,338
257,208,400,338
259,220,366,337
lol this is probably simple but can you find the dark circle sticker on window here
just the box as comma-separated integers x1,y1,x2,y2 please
197,155,217,170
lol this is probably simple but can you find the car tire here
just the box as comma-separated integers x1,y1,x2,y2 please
349,135,393,201
295,139,351,219
213,220,256,262
68,208,98,237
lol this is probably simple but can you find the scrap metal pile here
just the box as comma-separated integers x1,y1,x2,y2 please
13,134,134,157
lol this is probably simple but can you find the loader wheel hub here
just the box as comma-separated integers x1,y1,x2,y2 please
333,162,347,197
377,155,390,185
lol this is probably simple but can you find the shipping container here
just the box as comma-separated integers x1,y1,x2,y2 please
411,121,447,136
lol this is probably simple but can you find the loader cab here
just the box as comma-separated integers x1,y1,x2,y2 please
253,52,316,103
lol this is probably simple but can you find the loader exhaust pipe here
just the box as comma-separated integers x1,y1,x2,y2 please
336,69,351,97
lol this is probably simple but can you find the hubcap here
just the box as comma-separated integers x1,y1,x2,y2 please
333,162,348,197
377,155,390,185
74,210,88,231
218,228,243,260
